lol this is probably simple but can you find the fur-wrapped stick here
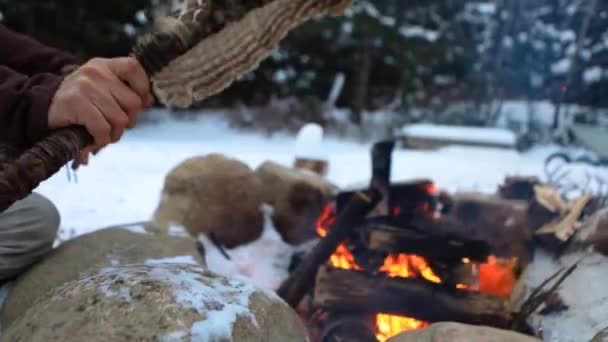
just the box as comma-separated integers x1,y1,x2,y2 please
0,0,352,213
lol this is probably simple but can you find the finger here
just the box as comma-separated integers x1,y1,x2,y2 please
107,57,150,100
106,79,143,128
92,146,104,155
72,148,91,170
87,87,130,143
79,150,90,166
74,100,112,148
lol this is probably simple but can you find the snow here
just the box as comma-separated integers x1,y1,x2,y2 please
199,205,295,290
551,59,571,75
399,26,440,43
474,2,497,15
168,224,189,238
584,66,604,84
497,100,557,126
120,224,150,235
526,250,608,342
145,255,199,266
294,123,325,160
401,123,517,146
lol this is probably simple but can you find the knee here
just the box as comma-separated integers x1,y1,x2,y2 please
12,193,61,249
26,193,61,246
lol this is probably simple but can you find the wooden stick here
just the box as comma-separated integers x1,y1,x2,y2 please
277,188,381,307
314,265,512,328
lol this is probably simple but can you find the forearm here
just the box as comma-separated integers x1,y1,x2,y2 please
0,25,78,76
0,66,62,147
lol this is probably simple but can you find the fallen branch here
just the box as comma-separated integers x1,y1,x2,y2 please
510,261,579,330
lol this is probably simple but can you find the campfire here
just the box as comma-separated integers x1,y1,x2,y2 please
316,199,518,341
270,141,524,342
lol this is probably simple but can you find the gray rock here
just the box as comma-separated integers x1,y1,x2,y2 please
0,227,203,327
2,264,308,342
387,322,540,342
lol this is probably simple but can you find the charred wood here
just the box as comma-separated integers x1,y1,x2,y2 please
314,266,512,329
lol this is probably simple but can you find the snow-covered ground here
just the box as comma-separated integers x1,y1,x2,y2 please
37,110,557,238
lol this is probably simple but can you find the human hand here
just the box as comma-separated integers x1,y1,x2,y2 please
48,57,154,168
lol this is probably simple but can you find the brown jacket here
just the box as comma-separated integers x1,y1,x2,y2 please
0,25,77,149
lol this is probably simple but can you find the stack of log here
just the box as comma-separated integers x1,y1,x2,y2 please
277,141,520,342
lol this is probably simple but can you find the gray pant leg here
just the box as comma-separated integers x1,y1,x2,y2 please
0,193,60,281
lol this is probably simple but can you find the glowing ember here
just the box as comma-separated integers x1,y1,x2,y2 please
479,255,518,297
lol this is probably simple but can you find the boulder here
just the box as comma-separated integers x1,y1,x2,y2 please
255,161,337,244
0,226,203,327
2,264,309,342
151,154,265,248
387,322,540,342
592,327,608,342
447,193,532,265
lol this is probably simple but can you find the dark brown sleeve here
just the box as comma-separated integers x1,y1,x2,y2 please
0,66,63,147
0,25,78,76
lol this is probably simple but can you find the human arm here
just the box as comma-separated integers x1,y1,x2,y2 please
0,57,153,159
0,24,78,76
0,66,63,147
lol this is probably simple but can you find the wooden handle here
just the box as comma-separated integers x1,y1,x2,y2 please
0,126,92,212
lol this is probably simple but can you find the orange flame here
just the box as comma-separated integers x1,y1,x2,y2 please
376,314,429,341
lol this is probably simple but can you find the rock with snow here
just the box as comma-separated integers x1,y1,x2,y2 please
255,161,336,244
386,322,540,342
592,327,608,342
400,124,517,149
3,264,308,342
151,154,264,248
0,227,203,327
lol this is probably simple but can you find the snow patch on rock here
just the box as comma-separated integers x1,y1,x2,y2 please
120,225,150,235
168,224,190,238
93,264,267,341
145,255,199,266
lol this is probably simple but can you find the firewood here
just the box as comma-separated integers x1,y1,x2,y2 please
534,185,567,214
536,194,592,242
277,188,381,307
313,266,512,328
364,219,491,262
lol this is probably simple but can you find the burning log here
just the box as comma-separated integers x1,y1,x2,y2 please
277,188,381,307
314,266,512,329
364,219,491,263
